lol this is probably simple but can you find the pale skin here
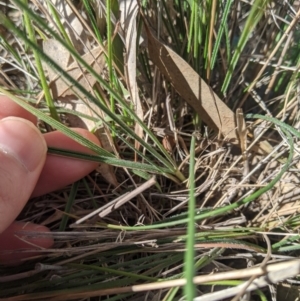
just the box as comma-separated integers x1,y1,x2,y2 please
0,96,100,265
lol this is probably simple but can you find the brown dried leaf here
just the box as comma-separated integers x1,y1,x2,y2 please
43,42,105,98
42,39,70,80
144,24,238,143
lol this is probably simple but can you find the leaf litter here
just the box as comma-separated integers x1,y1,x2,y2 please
1,1,300,300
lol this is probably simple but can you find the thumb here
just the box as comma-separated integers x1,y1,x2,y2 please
0,117,47,233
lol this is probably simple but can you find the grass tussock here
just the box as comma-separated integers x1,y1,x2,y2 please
1,0,300,300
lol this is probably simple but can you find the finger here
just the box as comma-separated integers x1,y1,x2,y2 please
0,117,47,233
0,95,37,124
0,221,53,265
32,128,100,197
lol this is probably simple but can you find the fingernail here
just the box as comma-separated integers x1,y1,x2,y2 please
0,117,47,172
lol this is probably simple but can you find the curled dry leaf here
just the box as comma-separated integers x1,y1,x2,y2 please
143,22,238,143
162,135,175,154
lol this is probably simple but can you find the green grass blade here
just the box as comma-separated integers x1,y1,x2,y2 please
21,0,59,121
48,147,170,173
272,234,300,252
82,0,104,44
184,133,196,301
59,181,79,231
210,0,233,69
45,1,73,47
187,0,197,55
106,0,115,136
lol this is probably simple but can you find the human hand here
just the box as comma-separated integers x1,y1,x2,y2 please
0,96,100,265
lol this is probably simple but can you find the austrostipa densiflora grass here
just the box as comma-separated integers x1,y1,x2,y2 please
1,1,300,300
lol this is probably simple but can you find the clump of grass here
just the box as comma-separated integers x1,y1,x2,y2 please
1,1,300,300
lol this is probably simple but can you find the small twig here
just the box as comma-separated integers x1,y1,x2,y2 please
99,176,156,218
73,192,130,225
73,176,156,225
